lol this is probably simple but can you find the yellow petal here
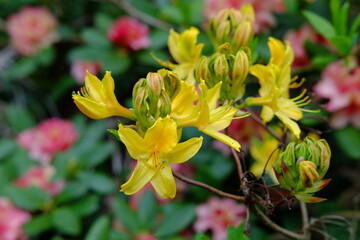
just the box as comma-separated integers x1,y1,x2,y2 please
102,71,115,99
261,106,275,123
202,127,240,151
168,29,182,63
150,163,176,199
84,71,103,102
171,81,198,120
121,161,156,195
278,98,303,120
73,95,109,119
163,136,203,163
118,125,150,160
208,106,238,131
276,111,301,138
144,116,178,154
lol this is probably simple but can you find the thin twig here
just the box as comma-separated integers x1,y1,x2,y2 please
249,112,283,143
107,0,172,30
231,146,244,184
252,205,306,240
300,201,310,237
173,172,245,202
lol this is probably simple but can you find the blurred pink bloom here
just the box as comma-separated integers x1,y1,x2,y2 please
107,17,150,51
15,166,65,196
194,197,246,240
71,60,101,84
203,0,284,32
17,118,78,164
314,60,360,128
213,116,262,155
284,24,327,69
0,198,31,240
6,6,58,56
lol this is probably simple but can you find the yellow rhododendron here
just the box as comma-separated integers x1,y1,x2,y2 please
72,71,135,120
245,38,311,138
118,116,203,199
156,27,204,84
171,81,242,151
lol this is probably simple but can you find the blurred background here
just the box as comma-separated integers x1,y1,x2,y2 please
0,0,360,239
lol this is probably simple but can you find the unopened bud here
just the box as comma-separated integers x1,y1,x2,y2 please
232,21,253,49
146,72,163,98
158,69,181,100
230,50,249,100
158,91,172,117
195,56,211,83
214,54,229,78
274,137,331,203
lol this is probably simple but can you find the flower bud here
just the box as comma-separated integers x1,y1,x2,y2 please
195,56,211,83
146,72,163,98
158,69,181,100
273,137,331,203
133,88,152,129
158,91,172,117
230,50,249,100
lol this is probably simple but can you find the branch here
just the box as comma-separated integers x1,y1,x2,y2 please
107,0,172,30
252,205,306,240
173,172,245,202
249,112,283,143
300,201,310,237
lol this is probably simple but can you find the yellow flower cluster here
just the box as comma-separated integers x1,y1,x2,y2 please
72,4,316,200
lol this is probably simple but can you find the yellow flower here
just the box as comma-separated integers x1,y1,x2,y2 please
245,38,311,138
156,27,204,84
73,71,135,120
171,80,242,151
118,116,203,199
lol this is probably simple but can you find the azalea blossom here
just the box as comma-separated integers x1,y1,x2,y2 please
194,197,246,240
108,17,150,51
245,37,312,138
17,118,78,164
15,166,65,196
171,80,242,151
118,116,203,199
6,6,58,56
0,198,31,240
71,60,101,84
284,24,327,69
203,0,284,33
73,71,136,120
156,27,204,84
314,60,360,128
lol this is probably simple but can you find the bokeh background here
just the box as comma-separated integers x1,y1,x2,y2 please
0,0,360,239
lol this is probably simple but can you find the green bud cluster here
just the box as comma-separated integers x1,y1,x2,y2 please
133,69,181,130
195,43,250,102
207,6,255,54
274,137,331,203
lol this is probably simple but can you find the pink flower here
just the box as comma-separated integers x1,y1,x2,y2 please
314,60,360,128
6,6,58,56
203,0,284,32
107,17,150,51
194,197,246,240
213,116,262,155
15,166,65,196
17,118,78,164
284,24,327,69
0,198,31,240
71,60,101,84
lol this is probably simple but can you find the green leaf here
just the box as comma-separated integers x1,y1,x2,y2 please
303,11,336,40
330,0,340,33
68,195,99,217
227,222,249,240
337,2,349,36
80,171,116,194
0,139,17,160
4,105,36,133
52,208,81,235
23,214,53,235
138,190,158,228
3,186,51,211
80,142,113,168
95,13,113,32
329,36,352,56
192,233,211,240
56,180,88,204
85,215,110,240
109,231,131,240
350,14,360,37
108,129,121,141
334,127,360,159
112,196,140,233
155,204,195,238
81,29,111,48
311,55,338,69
